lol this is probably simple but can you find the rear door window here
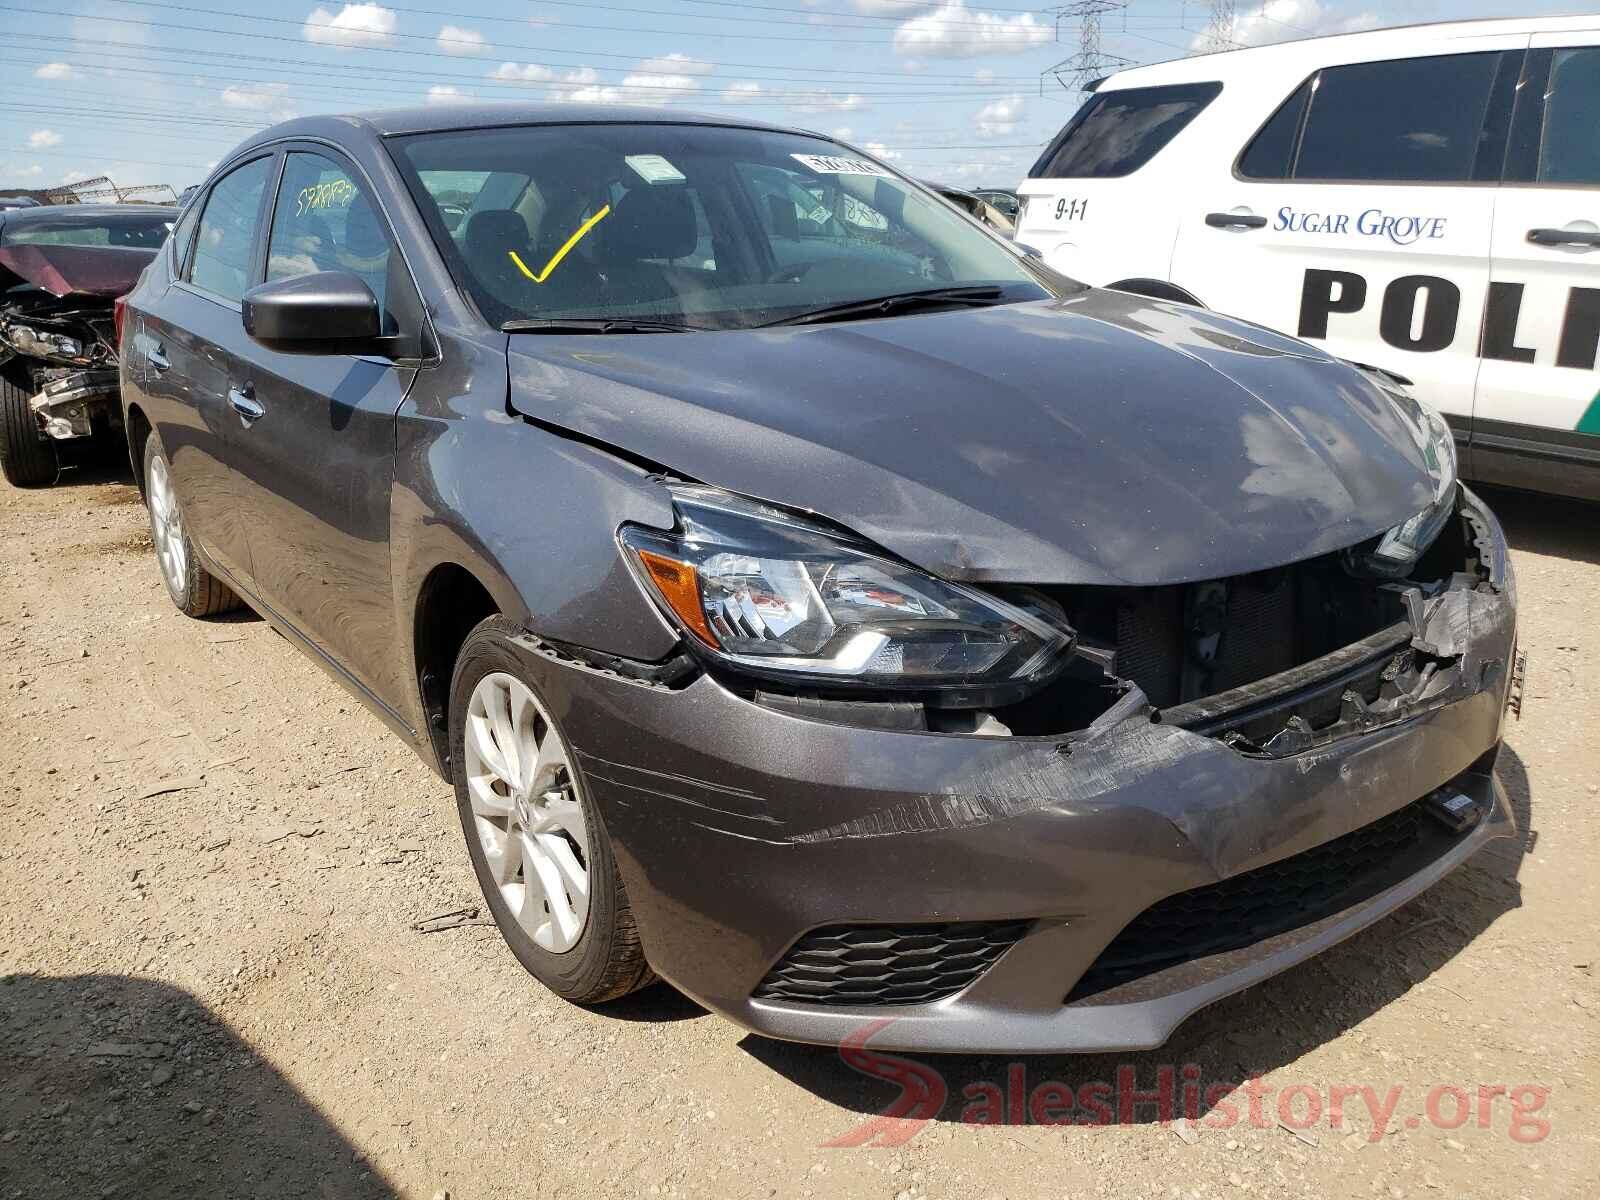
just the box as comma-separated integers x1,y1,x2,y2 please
1537,47,1600,185
1032,82,1222,179
1293,53,1501,182
190,156,272,303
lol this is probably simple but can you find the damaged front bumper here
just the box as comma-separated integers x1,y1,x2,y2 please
518,488,1517,1053
28,368,121,440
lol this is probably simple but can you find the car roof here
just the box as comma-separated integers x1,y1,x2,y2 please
230,103,810,153
1100,14,1600,89
0,203,178,227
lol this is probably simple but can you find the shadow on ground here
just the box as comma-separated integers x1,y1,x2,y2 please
740,744,1532,1134
0,974,397,1198
1477,484,1600,566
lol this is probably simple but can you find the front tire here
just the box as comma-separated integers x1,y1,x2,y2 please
449,617,654,1004
0,371,57,488
142,431,240,617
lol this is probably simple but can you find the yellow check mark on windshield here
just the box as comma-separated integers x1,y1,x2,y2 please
509,205,611,283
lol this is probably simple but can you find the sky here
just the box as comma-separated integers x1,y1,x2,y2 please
0,0,1587,198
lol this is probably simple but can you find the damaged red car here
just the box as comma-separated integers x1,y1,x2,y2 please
0,203,174,486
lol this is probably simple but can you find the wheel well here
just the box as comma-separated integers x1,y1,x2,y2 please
414,563,499,769
125,403,152,495
1106,278,1206,308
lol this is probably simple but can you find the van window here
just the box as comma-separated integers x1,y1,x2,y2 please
1031,82,1222,179
1237,79,1312,180
1294,53,1500,183
1539,47,1600,186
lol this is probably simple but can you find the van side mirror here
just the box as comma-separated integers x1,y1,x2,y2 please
242,271,387,355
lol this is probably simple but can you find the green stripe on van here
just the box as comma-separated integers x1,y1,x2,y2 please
1580,392,1600,436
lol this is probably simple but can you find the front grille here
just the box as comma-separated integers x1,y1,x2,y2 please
753,920,1031,1007
1069,799,1436,1002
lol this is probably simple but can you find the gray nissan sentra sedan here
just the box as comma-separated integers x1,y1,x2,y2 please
120,105,1520,1053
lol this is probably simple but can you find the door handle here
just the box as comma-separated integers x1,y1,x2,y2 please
1527,227,1600,248
147,345,170,372
1205,212,1267,230
228,384,265,425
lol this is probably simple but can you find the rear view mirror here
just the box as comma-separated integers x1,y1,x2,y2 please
242,271,384,355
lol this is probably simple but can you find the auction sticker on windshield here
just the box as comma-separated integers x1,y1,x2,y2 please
791,153,892,177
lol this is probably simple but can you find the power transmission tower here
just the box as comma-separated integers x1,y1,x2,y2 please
1203,0,1238,52
1041,1,1131,95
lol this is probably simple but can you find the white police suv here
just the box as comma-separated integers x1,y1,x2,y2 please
1016,17,1600,500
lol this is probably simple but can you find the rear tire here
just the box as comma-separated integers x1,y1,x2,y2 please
0,371,57,488
142,431,241,617
449,617,655,1004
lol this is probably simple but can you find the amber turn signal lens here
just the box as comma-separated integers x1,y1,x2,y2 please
635,549,720,648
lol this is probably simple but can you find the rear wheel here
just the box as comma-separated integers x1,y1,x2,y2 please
0,371,57,488
449,617,654,1004
142,431,241,617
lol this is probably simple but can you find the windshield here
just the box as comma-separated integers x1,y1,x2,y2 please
393,123,1051,330
0,212,173,249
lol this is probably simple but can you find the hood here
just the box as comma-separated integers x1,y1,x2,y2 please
0,243,155,299
507,290,1442,586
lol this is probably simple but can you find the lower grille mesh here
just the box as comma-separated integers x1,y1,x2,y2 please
1069,799,1434,1001
754,920,1031,1007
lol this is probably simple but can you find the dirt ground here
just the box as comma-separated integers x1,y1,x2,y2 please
2,458,1596,1200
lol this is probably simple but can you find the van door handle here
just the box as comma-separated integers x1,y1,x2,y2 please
147,345,170,372
1528,227,1600,248
1205,212,1267,230
228,384,265,425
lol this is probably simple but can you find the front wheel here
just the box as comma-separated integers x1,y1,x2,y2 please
449,617,654,1004
142,432,241,617
0,371,57,487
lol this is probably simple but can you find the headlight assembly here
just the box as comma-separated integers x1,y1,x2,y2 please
619,485,1074,697
1359,401,1458,577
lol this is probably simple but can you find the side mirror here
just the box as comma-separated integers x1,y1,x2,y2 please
242,271,385,355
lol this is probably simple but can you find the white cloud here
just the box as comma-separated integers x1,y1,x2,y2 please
832,126,854,140
58,168,86,184
722,81,763,102
3,163,45,180
437,24,488,56
548,60,707,106
27,129,63,149
974,92,1023,138
33,62,75,80
426,85,471,104
788,90,867,114
853,1,936,14
220,82,296,121
862,141,901,162
491,62,554,84
621,72,703,102
635,53,714,77
893,1,1051,59
303,4,397,50
1198,0,1379,50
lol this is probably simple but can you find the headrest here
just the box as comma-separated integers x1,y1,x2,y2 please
600,186,696,263
343,194,389,260
463,209,530,257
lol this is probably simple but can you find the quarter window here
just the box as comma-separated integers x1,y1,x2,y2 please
1293,53,1500,183
189,157,272,303
266,152,392,315
1538,47,1600,186
1031,82,1222,179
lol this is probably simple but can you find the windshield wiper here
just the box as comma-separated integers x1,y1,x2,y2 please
760,285,1007,328
502,318,695,334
